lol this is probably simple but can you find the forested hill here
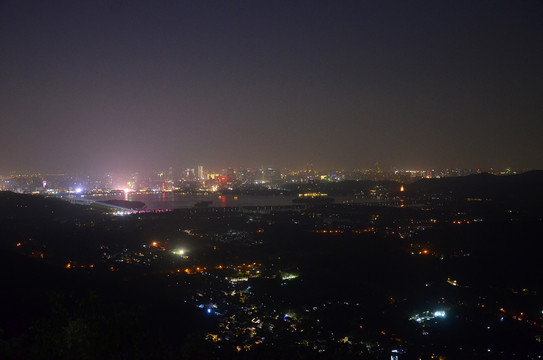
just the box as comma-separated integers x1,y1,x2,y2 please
404,170,543,203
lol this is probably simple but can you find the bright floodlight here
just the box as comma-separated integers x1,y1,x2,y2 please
173,249,185,256
75,187,83,194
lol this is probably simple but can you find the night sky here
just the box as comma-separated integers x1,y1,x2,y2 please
1,0,542,174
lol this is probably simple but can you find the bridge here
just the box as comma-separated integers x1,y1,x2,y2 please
57,196,135,212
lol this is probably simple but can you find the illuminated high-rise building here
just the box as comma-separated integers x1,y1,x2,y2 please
197,165,204,180
185,168,195,180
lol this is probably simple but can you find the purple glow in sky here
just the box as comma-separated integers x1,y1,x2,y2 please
1,0,542,174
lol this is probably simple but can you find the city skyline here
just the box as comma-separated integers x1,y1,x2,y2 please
0,163,531,178
2,164,534,196
1,1,542,174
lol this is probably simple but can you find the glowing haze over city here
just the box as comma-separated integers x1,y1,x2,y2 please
1,1,542,176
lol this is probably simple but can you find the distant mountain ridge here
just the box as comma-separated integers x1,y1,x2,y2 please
405,170,543,202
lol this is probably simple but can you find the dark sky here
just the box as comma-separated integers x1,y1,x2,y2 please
1,0,542,174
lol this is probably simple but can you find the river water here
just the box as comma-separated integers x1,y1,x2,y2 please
78,193,383,210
